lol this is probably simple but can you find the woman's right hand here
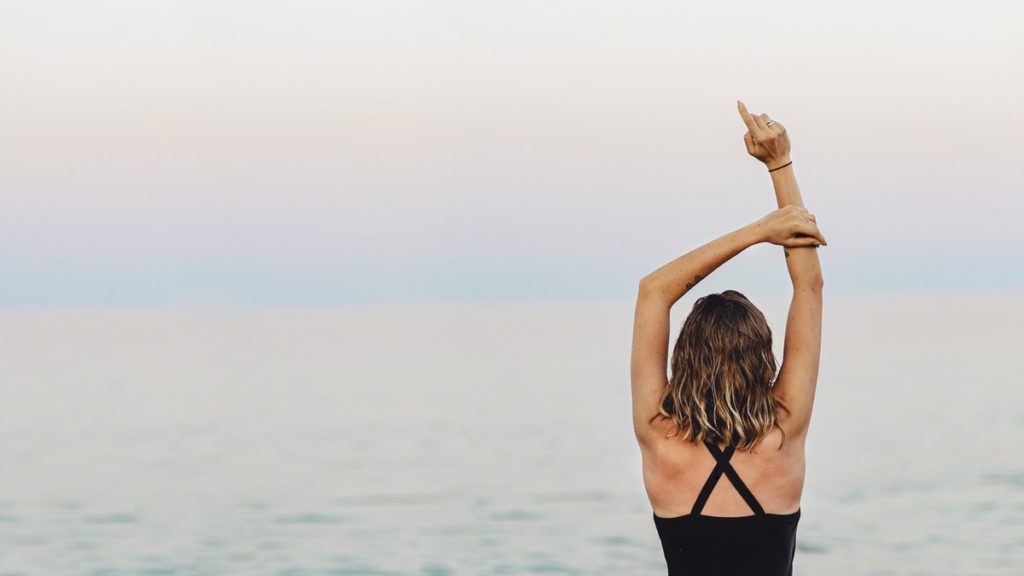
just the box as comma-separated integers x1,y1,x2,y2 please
737,100,791,170
754,206,827,248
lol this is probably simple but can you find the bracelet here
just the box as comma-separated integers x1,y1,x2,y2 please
768,161,793,173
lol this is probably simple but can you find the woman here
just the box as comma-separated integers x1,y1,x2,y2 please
630,101,826,575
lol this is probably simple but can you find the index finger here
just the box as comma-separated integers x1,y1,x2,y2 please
737,100,762,137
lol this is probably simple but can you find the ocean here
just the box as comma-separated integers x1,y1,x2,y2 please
0,292,1021,575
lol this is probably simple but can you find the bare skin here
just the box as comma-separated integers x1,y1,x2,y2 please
630,101,825,518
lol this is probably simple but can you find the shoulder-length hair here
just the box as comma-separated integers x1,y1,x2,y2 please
653,289,786,451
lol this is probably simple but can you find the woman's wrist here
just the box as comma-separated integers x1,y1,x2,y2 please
766,156,792,171
739,221,767,247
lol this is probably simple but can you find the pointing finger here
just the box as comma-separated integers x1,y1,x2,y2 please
737,100,762,137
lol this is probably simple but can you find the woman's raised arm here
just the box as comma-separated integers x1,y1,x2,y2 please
638,224,763,309
737,100,825,439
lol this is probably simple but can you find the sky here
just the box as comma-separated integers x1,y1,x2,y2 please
1,1,1021,307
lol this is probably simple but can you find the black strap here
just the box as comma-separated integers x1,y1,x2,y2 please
690,439,765,516
690,443,734,515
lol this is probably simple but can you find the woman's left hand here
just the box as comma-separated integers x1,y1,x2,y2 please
753,205,827,248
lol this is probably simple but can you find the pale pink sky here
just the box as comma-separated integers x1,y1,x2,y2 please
1,1,1021,305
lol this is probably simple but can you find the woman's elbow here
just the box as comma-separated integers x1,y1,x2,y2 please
638,275,657,297
794,274,824,291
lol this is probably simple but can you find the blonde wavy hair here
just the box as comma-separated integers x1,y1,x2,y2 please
653,289,787,451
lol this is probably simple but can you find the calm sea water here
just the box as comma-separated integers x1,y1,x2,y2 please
0,293,1021,575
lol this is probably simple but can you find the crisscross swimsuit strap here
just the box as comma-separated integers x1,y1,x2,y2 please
690,439,766,516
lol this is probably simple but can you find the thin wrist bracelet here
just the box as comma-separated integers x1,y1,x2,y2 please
768,160,793,173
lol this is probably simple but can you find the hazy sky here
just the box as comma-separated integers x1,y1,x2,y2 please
1,1,1021,307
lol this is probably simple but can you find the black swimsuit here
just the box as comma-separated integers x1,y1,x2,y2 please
652,439,801,576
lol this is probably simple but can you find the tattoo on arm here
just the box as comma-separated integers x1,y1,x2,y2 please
784,250,791,259
685,274,705,291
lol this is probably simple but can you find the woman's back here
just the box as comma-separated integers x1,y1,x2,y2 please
641,419,805,518
639,418,806,575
